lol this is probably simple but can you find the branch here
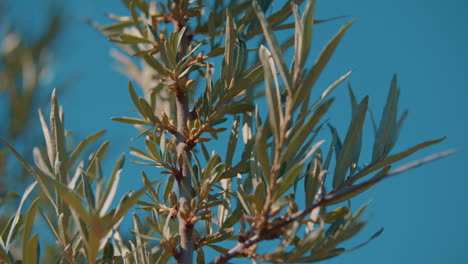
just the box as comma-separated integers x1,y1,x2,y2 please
211,149,456,264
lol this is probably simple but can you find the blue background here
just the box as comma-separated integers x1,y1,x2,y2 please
6,0,468,263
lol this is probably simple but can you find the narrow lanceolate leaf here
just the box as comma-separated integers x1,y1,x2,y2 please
372,74,400,162
255,127,271,184
0,138,56,211
333,96,368,189
23,198,41,245
300,0,316,68
224,9,236,86
304,151,323,208
23,234,39,264
6,181,37,250
67,130,106,170
310,70,353,111
50,89,67,167
352,137,446,182
226,117,240,167
253,0,292,95
111,117,149,125
283,99,333,162
99,168,122,216
292,3,304,79
259,45,283,144
295,20,354,109
46,178,93,225
38,109,53,166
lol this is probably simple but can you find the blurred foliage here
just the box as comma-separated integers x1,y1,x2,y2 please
0,0,447,264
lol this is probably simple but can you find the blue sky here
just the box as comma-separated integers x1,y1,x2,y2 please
6,0,468,263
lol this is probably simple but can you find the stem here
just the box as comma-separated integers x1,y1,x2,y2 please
172,2,193,262
176,93,194,264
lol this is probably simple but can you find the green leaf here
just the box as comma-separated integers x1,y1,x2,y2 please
333,96,368,189
310,70,352,111
23,198,40,244
300,0,316,68
253,0,292,95
372,74,401,162
110,179,158,228
259,45,283,145
23,234,39,264
226,117,240,167
0,138,56,211
352,137,446,182
128,81,144,115
295,20,354,110
129,1,145,37
283,99,333,161
304,150,323,208
6,181,37,250
255,126,271,184
119,34,151,44
67,130,106,171
38,109,53,167
224,9,236,86
112,117,150,125
50,89,67,175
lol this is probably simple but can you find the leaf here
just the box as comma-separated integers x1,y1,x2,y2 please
224,9,236,86
23,234,39,264
226,117,240,167
253,0,292,95
352,137,446,182
5,181,37,250
119,34,151,44
310,70,352,111
67,130,106,171
304,150,323,208
50,89,67,176
275,163,305,200
38,109,53,167
110,179,158,228
283,99,333,161
333,96,368,189
111,117,149,125
254,126,271,184
0,138,56,211
259,45,283,145
295,20,354,110
23,198,40,244
300,0,316,67
128,81,144,115
372,74,401,162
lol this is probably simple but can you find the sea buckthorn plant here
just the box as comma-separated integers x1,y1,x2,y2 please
0,0,450,263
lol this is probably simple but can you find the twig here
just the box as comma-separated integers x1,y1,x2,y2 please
211,149,457,264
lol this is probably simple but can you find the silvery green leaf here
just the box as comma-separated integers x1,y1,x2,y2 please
259,45,283,144
300,0,316,67
304,150,323,208
309,70,353,111
253,0,292,95
255,126,271,184
295,21,354,110
333,97,368,189
372,74,401,162
67,130,106,171
352,137,446,182
6,181,37,250
283,99,333,162
226,116,240,167
23,234,39,264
